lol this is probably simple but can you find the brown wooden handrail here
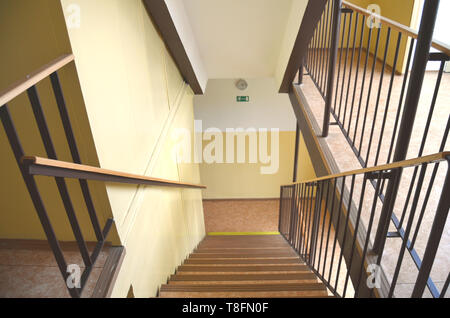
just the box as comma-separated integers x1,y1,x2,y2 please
283,151,450,186
0,54,75,107
342,0,450,56
22,156,206,189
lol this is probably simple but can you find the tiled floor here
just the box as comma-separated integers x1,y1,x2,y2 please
300,50,449,298
202,199,279,233
0,242,109,298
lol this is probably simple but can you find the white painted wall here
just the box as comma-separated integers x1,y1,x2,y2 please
182,0,293,79
415,0,450,71
275,0,309,90
194,78,297,131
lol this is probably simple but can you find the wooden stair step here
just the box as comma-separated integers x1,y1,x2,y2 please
160,235,328,298
194,248,293,254
197,243,289,249
161,282,326,292
159,291,329,298
168,279,319,285
184,258,303,265
169,273,318,282
177,265,309,272
159,283,328,298
189,253,297,259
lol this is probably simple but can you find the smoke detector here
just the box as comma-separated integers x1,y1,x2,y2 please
236,79,248,91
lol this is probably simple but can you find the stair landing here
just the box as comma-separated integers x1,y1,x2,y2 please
159,235,330,298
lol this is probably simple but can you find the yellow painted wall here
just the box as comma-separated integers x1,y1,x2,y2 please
60,0,205,297
363,0,418,74
200,130,316,199
313,0,419,74
0,0,114,242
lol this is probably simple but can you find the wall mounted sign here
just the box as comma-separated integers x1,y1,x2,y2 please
236,96,250,102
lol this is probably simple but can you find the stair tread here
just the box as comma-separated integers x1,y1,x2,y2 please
161,282,327,292
182,262,304,267
170,273,317,281
190,254,298,259
159,291,329,298
160,235,327,299
184,258,303,265
194,248,293,253
178,265,309,272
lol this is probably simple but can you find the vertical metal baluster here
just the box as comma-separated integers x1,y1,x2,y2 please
299,185,306,256
317,179,331,272
312,24,320,84
317,11,326,94
378,2,440,256
365,27,391,167
292,184,300,247
384,37,416,165
323,0,334,93
342,12,359,129
305,184,314,261
333,11,347,115
27,86,92,268
322,178,338,277
288,186,294,242
389,164,428,297
0,105,79,298
300,184,307,255
397,59,446,230
353,172,383,297
374,32,402,166
412,161,450,298
295,184,302,251
321,0,332,91
337,10,353,121
310,181,325,266
323,0,342,137
379,37,415,196
297,183,304,252
278,186,283,234
297,184,305,254
439,273,450,298
340,175,367,295
352,26,373,146
328,175,351,283
50,72,104,242
347,15,366,136
357,26,381,163
410,163,438,250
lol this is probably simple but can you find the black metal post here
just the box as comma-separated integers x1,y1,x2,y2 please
411,157,450,298
323,0,342,137
0,105,79,298
293,123,300,182
372,0,440,254
298,63,304,85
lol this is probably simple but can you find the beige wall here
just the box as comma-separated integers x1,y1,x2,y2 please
0,0,114,242
344,0,420,74
275,0,309,89
310,0,419,74
199,131,315,199
194,77,316,199
60,0,205,297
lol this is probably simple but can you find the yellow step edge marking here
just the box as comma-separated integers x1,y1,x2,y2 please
207,232,280,236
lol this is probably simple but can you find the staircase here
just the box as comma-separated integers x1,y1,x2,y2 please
158,235,329,298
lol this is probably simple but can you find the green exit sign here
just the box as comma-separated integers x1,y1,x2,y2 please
236,96,250,102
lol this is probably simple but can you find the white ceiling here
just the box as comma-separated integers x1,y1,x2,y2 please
183,0,294,79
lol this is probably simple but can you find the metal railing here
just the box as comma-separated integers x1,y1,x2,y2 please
280,152,450,298
303,0,450,150
0,55,205,297
295,0,450,298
